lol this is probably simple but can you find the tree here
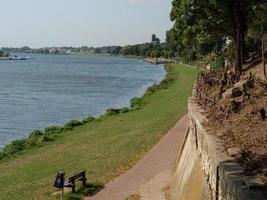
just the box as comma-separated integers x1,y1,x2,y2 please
247,2,267,77
169,0,266,75
112,46,122,55
151,34,160,45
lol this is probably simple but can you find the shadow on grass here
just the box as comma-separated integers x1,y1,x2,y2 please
62,182,104,200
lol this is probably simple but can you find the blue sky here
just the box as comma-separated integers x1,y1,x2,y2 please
0,0,172,48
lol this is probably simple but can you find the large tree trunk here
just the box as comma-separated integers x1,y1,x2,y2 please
234,0,243,76
241,27,245,64
235,32,242,76
263,36,266,78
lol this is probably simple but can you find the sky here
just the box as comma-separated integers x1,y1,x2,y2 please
0,0,172,48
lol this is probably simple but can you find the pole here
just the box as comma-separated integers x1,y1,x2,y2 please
61,187,64,198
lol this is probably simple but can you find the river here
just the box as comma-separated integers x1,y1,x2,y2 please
0,54,165,148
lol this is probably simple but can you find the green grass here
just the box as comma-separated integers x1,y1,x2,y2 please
0,64,198,200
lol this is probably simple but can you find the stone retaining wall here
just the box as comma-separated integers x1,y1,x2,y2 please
170,96,266,200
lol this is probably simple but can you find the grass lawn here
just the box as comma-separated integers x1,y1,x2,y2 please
0,64,198,200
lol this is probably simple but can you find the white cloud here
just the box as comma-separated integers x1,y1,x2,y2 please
129,0,165,5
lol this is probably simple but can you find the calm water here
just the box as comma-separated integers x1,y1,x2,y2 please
0,54,165,148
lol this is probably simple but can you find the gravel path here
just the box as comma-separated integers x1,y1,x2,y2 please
86,115,189,200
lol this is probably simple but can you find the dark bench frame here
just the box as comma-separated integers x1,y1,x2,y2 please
64,170,87,192
54,170,87,196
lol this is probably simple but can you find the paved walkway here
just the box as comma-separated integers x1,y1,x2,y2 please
86,115,189,200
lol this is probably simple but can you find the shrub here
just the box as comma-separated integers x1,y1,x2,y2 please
64,120,83,130
181,48,196,63
120,107,130,113
43,126,64,141
130,97,145,109
44,126,63,134
82,116,95,123
106,108,121,116
159,79,170,89
3,139,27,155
211,56,224,70
27,130,44,146
0,151,5,159
146,84,160,95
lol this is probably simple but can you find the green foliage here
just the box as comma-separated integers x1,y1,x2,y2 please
0,151,5,159
146,84,160,95
112,34,174,58
146,73,174,95
82,116,95,124
152,34,160,44
64,120,83,130
120,107,130,114
43,126,64,141
3,139,27,155
168,0,266,73
211,56,225,70
248,3,267,39
106,109,120,116
27,130,44,146
130,97,145,110
0,122,85,160
150,50,161,58
44,126,63,134
181,48,196,63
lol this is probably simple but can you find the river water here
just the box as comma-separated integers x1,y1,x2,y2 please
0,54,165,148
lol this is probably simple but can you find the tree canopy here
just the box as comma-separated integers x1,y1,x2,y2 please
168,0,267,74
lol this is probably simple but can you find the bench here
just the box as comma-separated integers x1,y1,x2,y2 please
64,170,87,192
54,170,87,195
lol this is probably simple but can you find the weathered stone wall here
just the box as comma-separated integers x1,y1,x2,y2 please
171,96,266,200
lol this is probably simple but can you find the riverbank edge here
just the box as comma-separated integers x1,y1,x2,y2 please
0,64,171,161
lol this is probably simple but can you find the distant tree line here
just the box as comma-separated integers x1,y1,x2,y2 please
111,34,175,58
0,34,176,59
0,51,9,57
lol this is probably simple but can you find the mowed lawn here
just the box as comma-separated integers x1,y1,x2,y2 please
0,64,198,200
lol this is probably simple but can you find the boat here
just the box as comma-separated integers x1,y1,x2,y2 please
8,55,28,60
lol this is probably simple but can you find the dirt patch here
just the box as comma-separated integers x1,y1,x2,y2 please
125,194,141,200
196,63,267,184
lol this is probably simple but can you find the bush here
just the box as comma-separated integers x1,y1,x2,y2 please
120,107,130,113
130,97,145,109
146,74,173,95
3,139,27,155
181,48,196,63
64,120,83,130
44,126,63,134
106,108,121,116
146,84,160,95
43,126,64,141
211,56,224,70
27,130,44,146
82,116,95,123
0,151,5,159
